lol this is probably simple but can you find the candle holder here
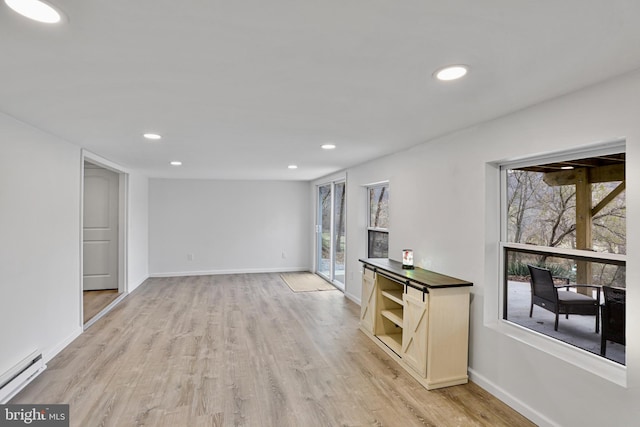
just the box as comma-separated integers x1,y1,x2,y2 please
402,249,414,269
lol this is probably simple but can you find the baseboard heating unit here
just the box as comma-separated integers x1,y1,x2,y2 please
0,351,46,403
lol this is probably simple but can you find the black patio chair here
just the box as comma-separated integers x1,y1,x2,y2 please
527,265,600,332
600,286,626,356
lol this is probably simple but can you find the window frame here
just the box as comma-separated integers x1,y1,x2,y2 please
495,141,627,386
367,182,389,258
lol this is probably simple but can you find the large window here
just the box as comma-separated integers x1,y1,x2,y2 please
501,149,626,364
368,183,389,258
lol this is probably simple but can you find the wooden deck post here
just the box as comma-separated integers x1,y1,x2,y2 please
575,168,592,293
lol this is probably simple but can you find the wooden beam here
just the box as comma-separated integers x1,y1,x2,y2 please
575,168,592,290
543,164,624,186
588,163,625,183
592,181,625,217
543,169,579,186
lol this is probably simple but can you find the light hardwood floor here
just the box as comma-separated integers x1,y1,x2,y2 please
13,274,534,427
83,289,120,323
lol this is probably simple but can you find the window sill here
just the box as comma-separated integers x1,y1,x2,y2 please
491,318,627,387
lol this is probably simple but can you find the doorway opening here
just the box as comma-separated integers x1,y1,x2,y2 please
82,156,127,327
316,180,346,290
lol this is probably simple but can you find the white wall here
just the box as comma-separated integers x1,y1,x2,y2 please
0,112,150,378
0,113,82,375
148,179,311,276
128,173,149,292
335,70,640,426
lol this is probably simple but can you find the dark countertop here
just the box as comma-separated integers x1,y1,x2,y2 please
359,258,473,289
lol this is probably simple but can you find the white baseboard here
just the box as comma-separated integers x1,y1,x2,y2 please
43,327,82,365
128,275,149,292
468,368,558,427
344,291,361,305
149,267,309,278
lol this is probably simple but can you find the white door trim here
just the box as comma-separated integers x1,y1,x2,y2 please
80,150,129,326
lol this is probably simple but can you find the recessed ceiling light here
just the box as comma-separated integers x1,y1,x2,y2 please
561,166,574,170
288,165,298,169
321,144,336,150
170,161,182,166
143,133,162,140
5,0,62,23
434,65,469,81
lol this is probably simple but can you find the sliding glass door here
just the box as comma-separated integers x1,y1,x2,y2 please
318,184,332,279
316,180,346,290
333,182,346,285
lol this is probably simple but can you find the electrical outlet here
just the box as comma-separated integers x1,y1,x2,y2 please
281,251,286,259
187,253,194,261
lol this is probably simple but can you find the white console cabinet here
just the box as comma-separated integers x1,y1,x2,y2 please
359,258,472,390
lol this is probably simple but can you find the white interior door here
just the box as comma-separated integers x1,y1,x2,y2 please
83,164,119,290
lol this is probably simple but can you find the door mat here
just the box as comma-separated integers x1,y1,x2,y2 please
280,272,337,292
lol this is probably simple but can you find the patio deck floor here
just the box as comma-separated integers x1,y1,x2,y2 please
506,280,625,365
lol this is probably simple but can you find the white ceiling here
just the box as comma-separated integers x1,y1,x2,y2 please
2,1,640,180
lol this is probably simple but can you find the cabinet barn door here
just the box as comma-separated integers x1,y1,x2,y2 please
402,293,428,377
360,269,376,333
